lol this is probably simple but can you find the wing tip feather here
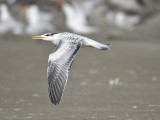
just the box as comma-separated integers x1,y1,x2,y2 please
49,83,62,105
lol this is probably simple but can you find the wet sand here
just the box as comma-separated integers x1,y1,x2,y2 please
0,13,160,120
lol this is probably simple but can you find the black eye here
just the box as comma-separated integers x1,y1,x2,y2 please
46,34,50,36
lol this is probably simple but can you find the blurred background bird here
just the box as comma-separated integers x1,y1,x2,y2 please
0,2,24,35
23,3,56,36
58,0,101,34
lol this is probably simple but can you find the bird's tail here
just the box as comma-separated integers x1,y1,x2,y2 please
86,39,110,50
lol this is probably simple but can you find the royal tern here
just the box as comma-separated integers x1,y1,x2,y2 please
59,0,99,34
32,32,110,105
0,3,24,35
25,4,55,36
105,10,141,30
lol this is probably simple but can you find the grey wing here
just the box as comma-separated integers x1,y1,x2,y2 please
47,40,81,105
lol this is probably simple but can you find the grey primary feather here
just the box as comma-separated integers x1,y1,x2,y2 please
47,40,81,104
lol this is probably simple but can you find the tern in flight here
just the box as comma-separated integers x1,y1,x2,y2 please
32,32,110,105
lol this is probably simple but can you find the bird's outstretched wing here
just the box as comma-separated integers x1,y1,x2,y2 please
47,40,81,105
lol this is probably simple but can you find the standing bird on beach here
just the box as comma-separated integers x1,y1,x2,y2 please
59,0,99,34
32,32,110,105
0,3,24,35
25,4,55,36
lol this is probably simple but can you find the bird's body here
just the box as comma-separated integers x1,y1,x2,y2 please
32,32,110,105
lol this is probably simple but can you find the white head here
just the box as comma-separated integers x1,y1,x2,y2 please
32,33,59,42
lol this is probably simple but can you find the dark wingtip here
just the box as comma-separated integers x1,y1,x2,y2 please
52,101,60,105
49,94,61,105
49,88,61,105
50,97,60,105
103,44,111,51
107,44,111,50
48,81,62,105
